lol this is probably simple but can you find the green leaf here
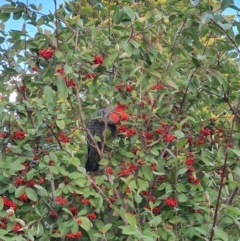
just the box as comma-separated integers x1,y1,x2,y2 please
57,78,68,100
124,43,134,57
34,185,48,197
214,226,228,241
177,168,188,176
176,139,187,148
57,113,66,119
103,39,111,46
44,86,54,103
147,69,162,79
142,166,153,181
69,172,83,179
26,188,37,201
15,186,26,198
71,157,80,167
64,65,73,74
124,7,135,20
192,57,201,67
221,0,232,11
49,166,59,174
38,3,42,11
178,193,188,202
0,197,3,211
102,223,112,233
119,225,140,235
229,149,240,156
62,208,73,216
55,50,63,58
150,148,159,156
79,217,91,231
125,213,137,227
56,119,65,130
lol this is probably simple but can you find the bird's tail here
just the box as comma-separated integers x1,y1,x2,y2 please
85,144,101,172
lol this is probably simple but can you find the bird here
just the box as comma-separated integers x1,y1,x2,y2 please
86,103,129,172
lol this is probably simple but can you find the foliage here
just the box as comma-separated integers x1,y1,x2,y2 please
0,0,240,240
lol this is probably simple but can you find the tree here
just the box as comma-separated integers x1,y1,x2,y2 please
0,0,240,240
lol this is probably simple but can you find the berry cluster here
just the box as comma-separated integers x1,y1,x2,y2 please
12,223,21,232
145,205,161,214
165,198,177,207
55,197,68,205
116,83,134,92
66,231,82,239
65,79,76,87
200,127,214,136
94,55,104,65
164,134,176,142
32,66,38,72
105,166,114,175
18,192,29,202
0,217,8,229
188,176,200,185
19,86,26,92
13,131,26,140
142,131,153,141
57,68,64,74
50,211,58,218
58,133,70,143
39,49,54,60
118,126,136,137
87,213,97,220
85,72,97,79
151,84,164,90
0,132,6,138
39,176,44,184
81,198,90,205
108,197,116,204
69,206,78,215
2,196,18,210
